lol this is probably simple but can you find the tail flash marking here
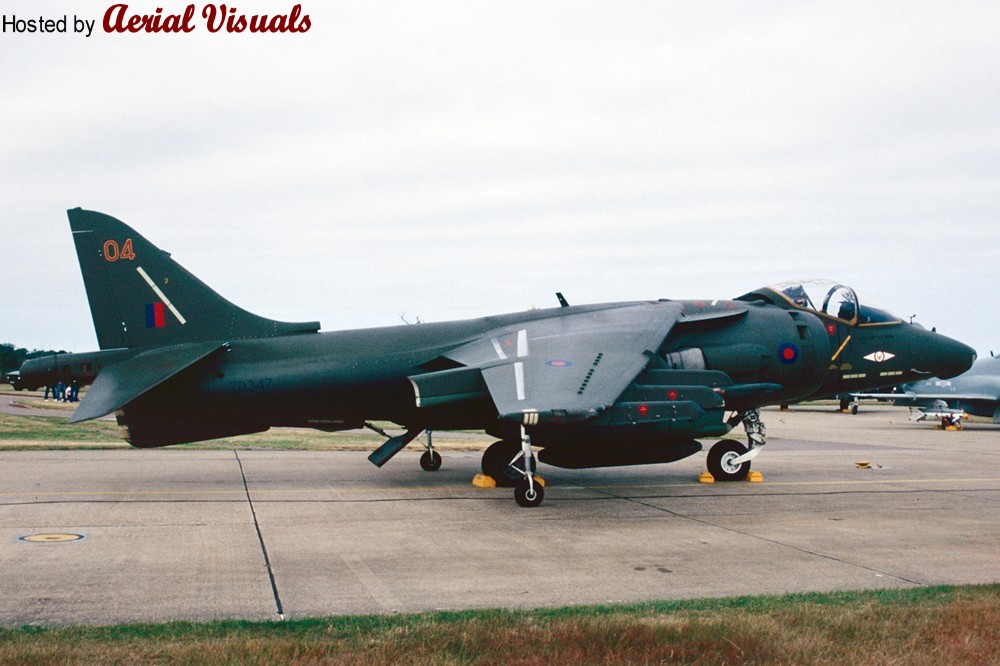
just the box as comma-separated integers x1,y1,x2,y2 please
136,266,187,325
145,302,166,328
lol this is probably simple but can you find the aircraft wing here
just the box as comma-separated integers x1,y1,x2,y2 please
850,391,911,401
852,390,999,425
442,302,684,426
852,390,997,404
69,341,222,423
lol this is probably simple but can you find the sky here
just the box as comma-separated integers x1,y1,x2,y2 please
2,1,999,356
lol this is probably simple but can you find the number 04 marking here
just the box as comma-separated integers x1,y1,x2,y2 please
103,238,136,262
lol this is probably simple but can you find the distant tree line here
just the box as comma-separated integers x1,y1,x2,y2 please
0,343,67,380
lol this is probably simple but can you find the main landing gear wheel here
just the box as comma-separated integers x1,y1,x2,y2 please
419,449,442,471
482,440,535,488
707,439,751,482
514,478,544,507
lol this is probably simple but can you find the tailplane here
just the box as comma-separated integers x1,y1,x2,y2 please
68,208,320,349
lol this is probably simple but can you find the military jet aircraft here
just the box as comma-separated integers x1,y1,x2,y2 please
852,355,1000,428
18,210,976,506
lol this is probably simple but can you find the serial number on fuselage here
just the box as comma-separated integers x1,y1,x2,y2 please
227,378,274,391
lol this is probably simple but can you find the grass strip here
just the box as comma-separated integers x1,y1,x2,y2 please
0,584,996,664
0,413,490,451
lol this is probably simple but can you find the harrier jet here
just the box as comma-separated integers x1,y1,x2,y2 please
853,355,1000,428
18,210,976,506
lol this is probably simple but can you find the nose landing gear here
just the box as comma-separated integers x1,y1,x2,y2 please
707,439,751,481
708,408,767,481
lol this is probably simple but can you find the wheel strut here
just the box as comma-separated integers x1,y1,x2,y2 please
419,430,442,471
726,408,767,466
512,425,543,507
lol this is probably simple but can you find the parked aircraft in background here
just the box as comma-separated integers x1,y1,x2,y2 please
852,355,1000,429
18,210,976,506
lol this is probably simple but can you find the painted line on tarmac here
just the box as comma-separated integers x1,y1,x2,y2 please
583,477,1000,491
1,476,997,500
0,485,488,499
235,450,284,620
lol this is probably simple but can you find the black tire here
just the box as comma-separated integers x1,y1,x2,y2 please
850,403,859,415
707,439,750,482
514,479,544,507
482,440,534,488
419,450,442,472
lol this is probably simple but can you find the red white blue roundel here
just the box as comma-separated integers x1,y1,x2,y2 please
778,343,799,364
546,359,572,367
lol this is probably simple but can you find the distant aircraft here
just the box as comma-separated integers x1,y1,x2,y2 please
852,356,1000,429
18,210,976,506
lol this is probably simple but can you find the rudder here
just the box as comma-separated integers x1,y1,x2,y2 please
68,208,320,349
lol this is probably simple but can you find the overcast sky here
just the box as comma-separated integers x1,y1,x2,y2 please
3,1,998,356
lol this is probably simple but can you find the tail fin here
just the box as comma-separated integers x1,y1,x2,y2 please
68,208,320,349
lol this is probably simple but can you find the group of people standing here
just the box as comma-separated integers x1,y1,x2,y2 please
44,380,80,403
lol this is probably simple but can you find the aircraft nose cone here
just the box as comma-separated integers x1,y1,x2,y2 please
928,335,976,379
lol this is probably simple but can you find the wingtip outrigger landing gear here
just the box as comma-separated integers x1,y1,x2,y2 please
708,408,767,481
512,426,544,507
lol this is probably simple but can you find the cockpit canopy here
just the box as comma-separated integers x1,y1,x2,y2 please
740,279,902,326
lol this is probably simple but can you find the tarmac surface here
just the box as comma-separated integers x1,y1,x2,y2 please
1,395,998,626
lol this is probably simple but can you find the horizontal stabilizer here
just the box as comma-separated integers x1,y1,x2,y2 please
69,341,221,423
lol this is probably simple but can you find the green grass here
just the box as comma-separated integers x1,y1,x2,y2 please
0,412,382,451
0,413,124,445
0,585,997,664
0,412,490,452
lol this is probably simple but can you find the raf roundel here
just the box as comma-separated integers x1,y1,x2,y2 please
546,359,572,367
778,343,799,364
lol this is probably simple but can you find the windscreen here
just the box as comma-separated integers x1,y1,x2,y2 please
766,279,900,325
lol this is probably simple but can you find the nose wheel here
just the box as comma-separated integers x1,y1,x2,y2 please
710,408,766,481
707,439,751,481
